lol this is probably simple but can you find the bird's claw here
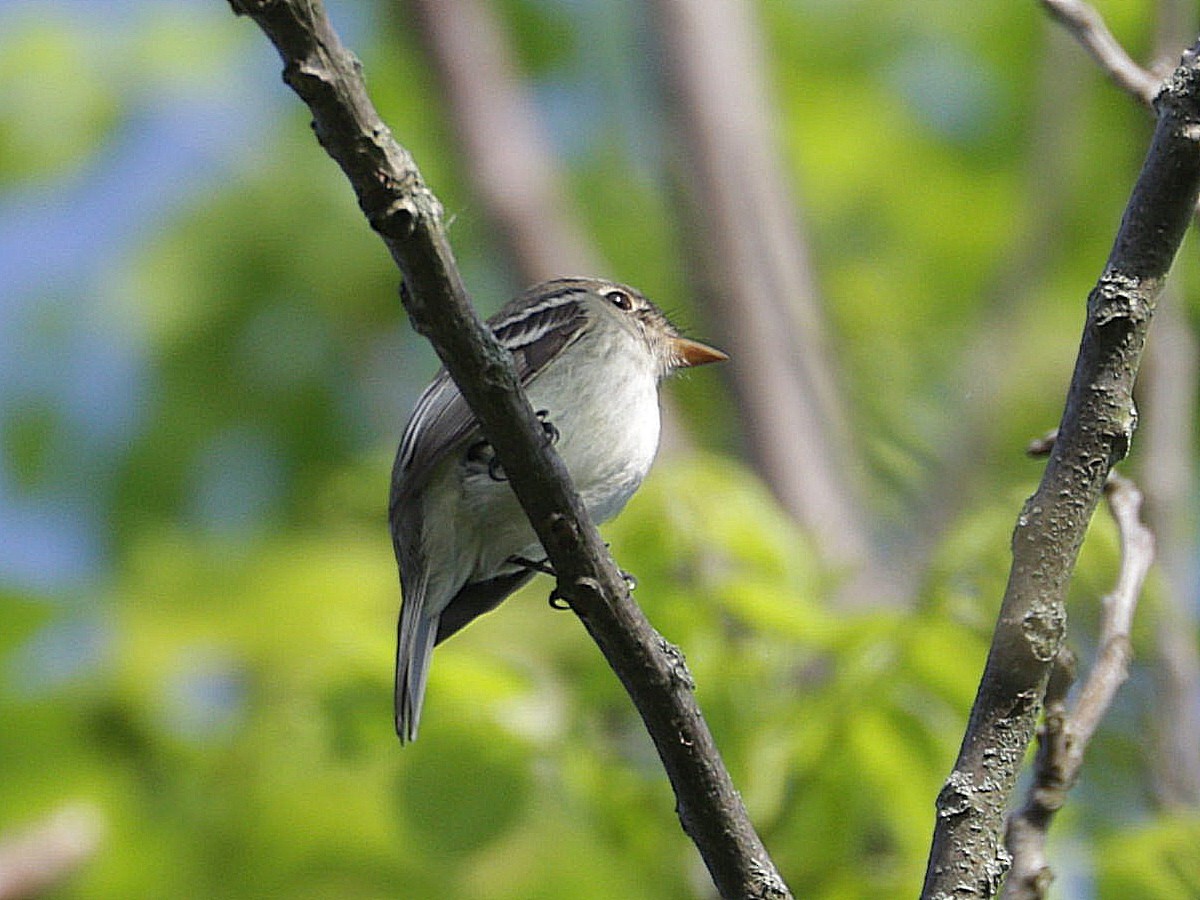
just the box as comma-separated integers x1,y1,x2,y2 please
535,409,560,445
508,555,556,576
467,439,508,482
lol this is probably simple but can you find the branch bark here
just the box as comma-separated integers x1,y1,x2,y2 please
1002,472,1155,899
226,2,790,897
921,41,1200,899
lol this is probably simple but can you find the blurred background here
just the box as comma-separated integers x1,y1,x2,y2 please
2,0,1199,897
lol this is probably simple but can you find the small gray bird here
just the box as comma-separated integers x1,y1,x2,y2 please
390,277,727,742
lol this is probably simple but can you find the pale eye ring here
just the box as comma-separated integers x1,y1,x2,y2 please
605,289,633,311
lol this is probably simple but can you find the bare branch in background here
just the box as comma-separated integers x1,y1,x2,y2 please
1040,0,1165,104
904,25,1092,601
1140,0,1200,811
0,803,104,900
1049,0,1200,811
226,2,791,896
401,0,596,283
1139,287,1200,807
922,41,1200,898
397,0,703,455
648,0,880,590
1002,473,1156,900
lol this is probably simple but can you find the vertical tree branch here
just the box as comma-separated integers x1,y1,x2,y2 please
649,0,879,590
226,2,791,896
922,42,1200,898
400,0,597,283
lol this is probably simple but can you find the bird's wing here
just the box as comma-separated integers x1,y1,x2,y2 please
390,283,591,741
390,285,591,504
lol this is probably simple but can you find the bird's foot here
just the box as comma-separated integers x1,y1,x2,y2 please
535,409,559,445
467,439,508,482
508,555,555,576
599,542,636,590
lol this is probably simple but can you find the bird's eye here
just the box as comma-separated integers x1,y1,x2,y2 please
605,289,633,311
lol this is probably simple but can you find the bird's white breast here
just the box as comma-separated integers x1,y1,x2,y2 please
418,316,662,615
528,316,661,523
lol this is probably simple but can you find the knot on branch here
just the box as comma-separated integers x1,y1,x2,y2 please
1104,408,1137,464
283,59,332,96
367,170,441,241
369,198,418,241
546,512,582,550
657,637,697,690
935,770,980,819
1089,273,1152,328
1158,45,1200,112
572,576,604,602
747,860,792,900
1021,603,1066,661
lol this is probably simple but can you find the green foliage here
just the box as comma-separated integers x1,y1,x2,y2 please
1097,814,1200,899
1,1,1193,898
0,15,119,184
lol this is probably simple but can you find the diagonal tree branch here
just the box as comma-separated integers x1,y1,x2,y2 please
1002,472,1155,900
400,0,597,283
648,0,878,591
225,2,790,897
921,40,1200,899
397,0,698,458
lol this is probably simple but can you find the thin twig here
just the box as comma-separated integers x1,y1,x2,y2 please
921,40,1200,899
1002,472,1155,900
1044,0,1200,809
1040,0,1165,105
225,2,790,897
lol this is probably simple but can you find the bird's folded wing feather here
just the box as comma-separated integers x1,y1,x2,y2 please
389,291,589,509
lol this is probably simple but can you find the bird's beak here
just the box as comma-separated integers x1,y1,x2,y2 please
670,337,729,368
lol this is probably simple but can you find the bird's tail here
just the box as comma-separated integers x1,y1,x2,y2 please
395,588,439,744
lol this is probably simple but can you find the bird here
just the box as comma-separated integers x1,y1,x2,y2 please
390,276,727,742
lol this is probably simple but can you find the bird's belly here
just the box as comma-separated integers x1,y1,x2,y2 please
420,341,662,613
527,356,661,524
